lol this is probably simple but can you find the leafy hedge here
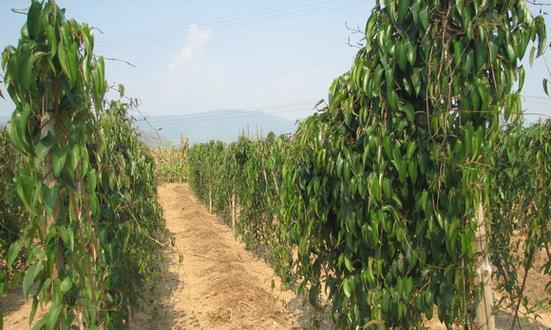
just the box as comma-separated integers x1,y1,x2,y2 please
188,121,551,328
490,120,551,316
95,101,168,325
0,128,26,311
0,128,25,258
278,1,546,327
188,133,288,262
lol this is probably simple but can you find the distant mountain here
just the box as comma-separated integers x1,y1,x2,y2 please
136,109,304,146
0,110,307,146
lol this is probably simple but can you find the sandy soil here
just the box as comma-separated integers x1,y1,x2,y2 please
2,183,550,329
131,183,317,329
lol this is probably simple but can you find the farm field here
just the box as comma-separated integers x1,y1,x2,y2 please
1,0,551,329
132,183,312,329
2,184,322,330
2,183,550,329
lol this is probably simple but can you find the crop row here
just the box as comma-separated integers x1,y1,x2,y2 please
0,2,168,328
187,0,550,328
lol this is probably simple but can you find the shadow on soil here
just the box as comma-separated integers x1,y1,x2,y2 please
131,252,201,329
494,311,550,330
1,285,28,316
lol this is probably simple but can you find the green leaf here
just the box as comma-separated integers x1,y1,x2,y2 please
343,278,352,298
46,25,58,59
408,161,417,184
23,261,43,297
400,103,415,123
544,79,549,96
70,145,80,171
41,184,59,215
87,168,97,192
506,43,516,63
35,132,56,163
15,173,38,213
52,145,68,176
397,41,408,71
382,178,392,200
9,104,33,155
47,302,62,329
59,277,72,293
27,1,43,40
19,51,36,90
371,173,381,202
535,16,547,57
529,46,536,67
344,256,354,271
30,315,47,330
398,0,409,21
7,241,23,270
418,6,429,30
57,40,73,86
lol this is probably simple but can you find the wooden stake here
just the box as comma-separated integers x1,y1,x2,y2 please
209,188,212,213
231,190,236,235
475,201,495,330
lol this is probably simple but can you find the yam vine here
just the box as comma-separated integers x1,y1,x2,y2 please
0,0,549,329
278,0,547,327
186,0,549,328
1,1,167,328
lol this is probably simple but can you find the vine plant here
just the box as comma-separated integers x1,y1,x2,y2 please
489,120,550,326
3,1,107,326
187,134,289,264
184,2,549,327
2,1,167,328
278,0,546,328
0,128,26,327
0,129,25,258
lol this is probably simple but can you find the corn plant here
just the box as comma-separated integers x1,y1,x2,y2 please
152,136,189,184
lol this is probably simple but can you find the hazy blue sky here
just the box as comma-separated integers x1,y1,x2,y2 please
1,1,549,125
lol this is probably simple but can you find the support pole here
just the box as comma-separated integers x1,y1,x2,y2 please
231,190,236,235
209,188,212,213
475,201,495,330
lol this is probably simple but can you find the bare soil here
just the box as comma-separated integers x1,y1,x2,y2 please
130,183,318,329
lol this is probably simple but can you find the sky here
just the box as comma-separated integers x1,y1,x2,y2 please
0,1,550,132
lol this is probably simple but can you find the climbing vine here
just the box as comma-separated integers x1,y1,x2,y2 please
187,134,289,263
0,128,26,327
278,0,546,328
95,100,168,325
1,1,167,328
489,120,551,324
0,128,25,259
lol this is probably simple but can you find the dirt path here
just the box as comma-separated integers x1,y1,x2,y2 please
132,183,313,329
